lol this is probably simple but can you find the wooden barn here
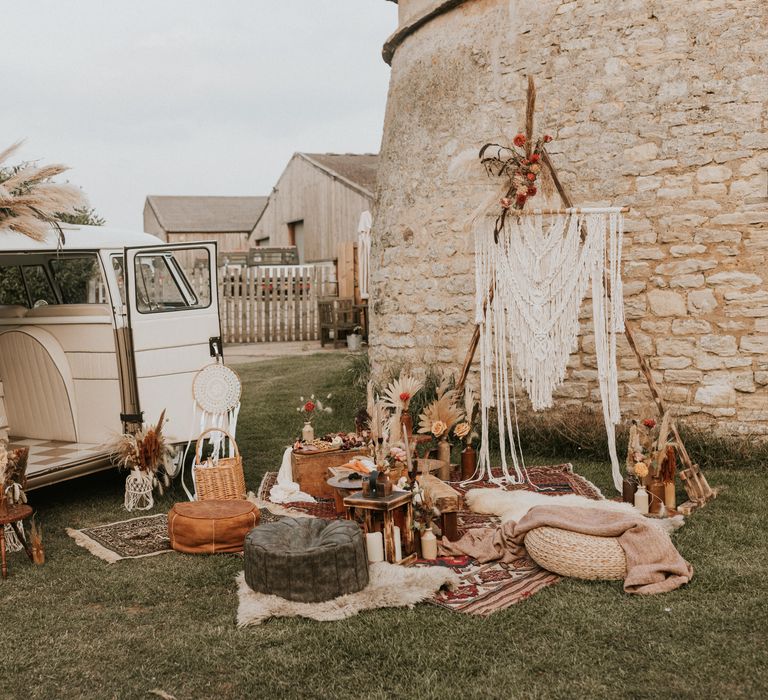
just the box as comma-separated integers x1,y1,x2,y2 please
249,152,378,264
143,195,268,258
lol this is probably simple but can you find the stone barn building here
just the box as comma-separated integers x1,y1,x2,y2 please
370,0,768,433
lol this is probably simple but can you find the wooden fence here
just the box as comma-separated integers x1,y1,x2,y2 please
189,263,337,343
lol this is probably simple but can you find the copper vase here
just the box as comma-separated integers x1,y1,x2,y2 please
648,479,666,515
461,446,476,480
622,478,637,504
401,412,413,438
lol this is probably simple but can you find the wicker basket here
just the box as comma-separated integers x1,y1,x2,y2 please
524,526,627,581
193,428,246,500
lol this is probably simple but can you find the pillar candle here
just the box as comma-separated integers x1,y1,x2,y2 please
393,525,402,562
664,481,676,510
365,532,384,562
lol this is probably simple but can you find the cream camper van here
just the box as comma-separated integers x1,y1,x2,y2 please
0,224,222,488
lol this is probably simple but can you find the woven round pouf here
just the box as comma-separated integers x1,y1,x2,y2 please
524,526,627,581
244,517,369,603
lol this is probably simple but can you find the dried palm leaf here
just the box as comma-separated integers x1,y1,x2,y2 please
0,142,86,241
418,394,464,436
382,372,423,411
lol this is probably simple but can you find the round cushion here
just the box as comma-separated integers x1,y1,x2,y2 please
168,499,259,554
524,526,627,581
244,517,369,603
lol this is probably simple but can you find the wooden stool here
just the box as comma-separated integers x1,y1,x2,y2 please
0,503,33,579
418,473,461,541
343,491,415,563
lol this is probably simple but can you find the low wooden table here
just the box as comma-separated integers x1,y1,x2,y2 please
343,491,415,564
0,503,33,579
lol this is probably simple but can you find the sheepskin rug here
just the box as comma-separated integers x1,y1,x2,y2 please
236,562,459,626
465,489,684,534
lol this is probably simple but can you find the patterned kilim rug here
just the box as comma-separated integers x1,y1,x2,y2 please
258,464,604,616
67,508,282,563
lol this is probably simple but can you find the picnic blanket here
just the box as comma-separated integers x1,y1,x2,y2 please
440,505,693,595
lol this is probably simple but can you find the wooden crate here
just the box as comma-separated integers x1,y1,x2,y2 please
292,447,369,499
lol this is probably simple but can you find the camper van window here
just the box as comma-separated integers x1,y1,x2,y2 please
49,255,106,304
0,266,28,306
22,265,57,306
133,249,211,313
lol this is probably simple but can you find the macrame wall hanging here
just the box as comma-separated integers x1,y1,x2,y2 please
473,207,626,491
456,77,709,504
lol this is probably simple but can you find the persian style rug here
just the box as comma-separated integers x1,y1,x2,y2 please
66,514,172,563
67,507,282,563
236,561,459,626
257,463,604,616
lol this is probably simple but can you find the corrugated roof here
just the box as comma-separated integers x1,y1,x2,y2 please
146,195,268,233
299,153,379,196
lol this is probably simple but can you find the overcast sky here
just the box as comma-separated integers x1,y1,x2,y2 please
2,1,397,230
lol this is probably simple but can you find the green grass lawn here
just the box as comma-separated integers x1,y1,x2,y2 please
3,353,767,700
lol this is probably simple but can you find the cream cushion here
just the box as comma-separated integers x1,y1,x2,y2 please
0,327,77,441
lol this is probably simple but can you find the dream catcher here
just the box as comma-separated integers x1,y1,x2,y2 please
181,362,242,500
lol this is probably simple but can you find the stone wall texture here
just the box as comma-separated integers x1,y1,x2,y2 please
370,0,768,433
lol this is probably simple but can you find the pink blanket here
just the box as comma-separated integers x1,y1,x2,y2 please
439,505,693,595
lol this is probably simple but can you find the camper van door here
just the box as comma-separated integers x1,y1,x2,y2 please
124,242,220,441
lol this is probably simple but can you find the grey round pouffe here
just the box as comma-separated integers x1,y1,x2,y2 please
244,517,369,603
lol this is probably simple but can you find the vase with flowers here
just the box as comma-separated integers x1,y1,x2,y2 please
296,393,333,444
417,376,464,481
383,372,423,440
0,441,29,516
411,480,441,559
111,410,175,512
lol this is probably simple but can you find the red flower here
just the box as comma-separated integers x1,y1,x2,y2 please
513,133,526,147
530,153,541,163
543,134,553,143
527,186,537,196
304,401,316,413
500,197,512,209
527,172,536,181
399,392,411,402
642,418,656,428
516,194,527,206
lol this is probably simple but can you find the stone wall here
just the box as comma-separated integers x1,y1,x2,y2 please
370,0,768,433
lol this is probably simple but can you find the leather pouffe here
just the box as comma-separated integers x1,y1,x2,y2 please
244,517,369,603
168,500,259,554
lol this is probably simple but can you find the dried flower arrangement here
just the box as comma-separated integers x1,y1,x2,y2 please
0,142,86,243
417,376,464,440
453,386,478,447
0,442,29,508
411,480,442,537
480,132,552,213
626,412,676,484
111,410,175,495
30,516,44,565
296,394,333,424
382,372,423,413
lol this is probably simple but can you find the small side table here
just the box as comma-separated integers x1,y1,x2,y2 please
0,503,33,579
326,475,365,517
343,490,415,563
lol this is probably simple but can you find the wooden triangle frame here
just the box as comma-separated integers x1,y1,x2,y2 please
458,77,718,512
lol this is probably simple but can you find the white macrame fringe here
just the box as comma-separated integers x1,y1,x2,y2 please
473,208,626,491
